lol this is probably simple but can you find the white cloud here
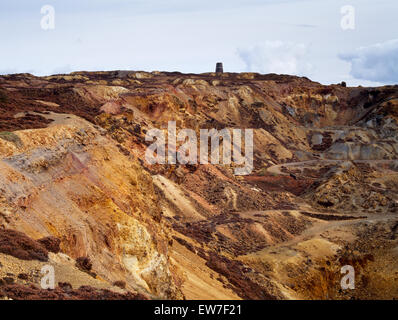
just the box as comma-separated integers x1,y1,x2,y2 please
237,41,312,76
339,39,398,84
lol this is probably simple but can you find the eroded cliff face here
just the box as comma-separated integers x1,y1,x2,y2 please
0,114,182,299
0,71,397,300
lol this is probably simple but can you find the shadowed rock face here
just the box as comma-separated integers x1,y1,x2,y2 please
0,71,397,300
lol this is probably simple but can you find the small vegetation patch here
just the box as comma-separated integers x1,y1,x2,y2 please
37,236,61,253
0,229,48,262
251,102,265,108
0,90,8,103
0,131,23,148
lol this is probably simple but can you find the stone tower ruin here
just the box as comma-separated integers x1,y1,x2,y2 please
215,62,224,73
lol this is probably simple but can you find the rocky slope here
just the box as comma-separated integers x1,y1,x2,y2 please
0,71,397,299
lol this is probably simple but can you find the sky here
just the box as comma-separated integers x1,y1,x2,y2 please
0,0,397,86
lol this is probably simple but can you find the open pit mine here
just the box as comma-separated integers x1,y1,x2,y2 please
0,71,397,300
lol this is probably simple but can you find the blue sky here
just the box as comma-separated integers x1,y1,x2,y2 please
0,0,397,86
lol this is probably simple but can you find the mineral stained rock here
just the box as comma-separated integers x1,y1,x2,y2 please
0,71,397,300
